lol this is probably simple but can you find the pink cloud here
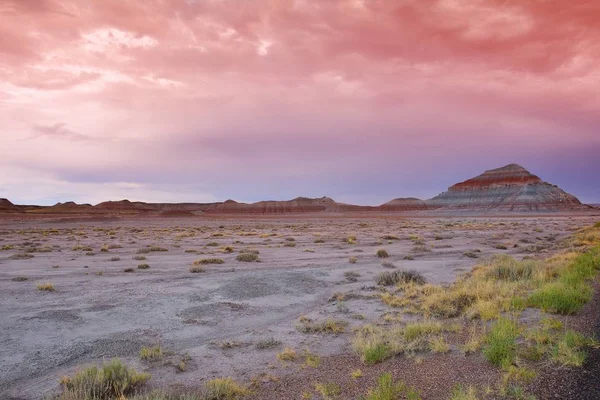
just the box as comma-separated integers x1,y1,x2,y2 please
0,0,599,204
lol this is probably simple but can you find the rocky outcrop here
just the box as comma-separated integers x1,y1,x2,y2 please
426,164,589,212
380,198,429,212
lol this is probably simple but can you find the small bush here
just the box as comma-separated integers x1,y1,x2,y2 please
58,359,150,399
349,256,358,264
221,246,234,253
376,249,389,258
37,282,55,291
12,276,28,282
137,264,150,270
236,253,259,262
124,268,135,273
204,377,248,400
194,258,224,265
134,255,146,261
189,265,206,273
109,257,120,262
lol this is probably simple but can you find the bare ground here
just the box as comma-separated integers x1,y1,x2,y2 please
0,215,597,399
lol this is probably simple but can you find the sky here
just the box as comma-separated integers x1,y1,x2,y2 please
1,0,599,206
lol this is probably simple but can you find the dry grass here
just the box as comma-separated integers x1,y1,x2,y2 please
297,318,348,334
37,282,55,291
194,258,225,265
189,265,206,273
236,253,259,262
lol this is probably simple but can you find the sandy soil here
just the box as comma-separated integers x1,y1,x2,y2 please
0,216,596,399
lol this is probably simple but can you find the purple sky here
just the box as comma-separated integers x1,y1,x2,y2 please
1,0,599,205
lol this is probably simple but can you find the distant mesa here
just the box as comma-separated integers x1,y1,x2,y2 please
426,164,589,212
380,198,429,212
0,198,19,212
0,164,596,216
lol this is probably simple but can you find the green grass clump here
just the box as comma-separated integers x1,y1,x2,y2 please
58,358,150,399
365,373,421,400
203,377,248,400
363,343,392,365
483,318,520,368
236,253,259,262
528,282,591,315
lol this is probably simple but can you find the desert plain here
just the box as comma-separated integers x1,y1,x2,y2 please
1,214,599,400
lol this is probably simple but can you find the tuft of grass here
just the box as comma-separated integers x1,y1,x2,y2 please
315,382,341,399
109,257,120,262
277,347,297,361
302,351,321,368
429,336,450,353
376,249,389,258
345,271,360,282
124,268,135,273
139,345,163,361
134,255,147,261
551,330,589,367
221,246,234,253
363,342,392,364
10,253,34,260
189,265,206,273
449,384,478,400
12,276,28,282
483,318,520,368
376,270,426,286
236,253,259,262
37,282,55,291
351,369,363,379
137,264,150,270
58,358,150,400
255,337,281,349
297,318,348,334
204,377,248,400
349,256,358,264
365,373,421,400
194,258,225,265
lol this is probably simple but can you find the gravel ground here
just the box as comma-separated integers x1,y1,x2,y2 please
0,215,596,399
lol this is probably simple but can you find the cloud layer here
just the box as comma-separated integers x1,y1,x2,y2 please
1,0,599,205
